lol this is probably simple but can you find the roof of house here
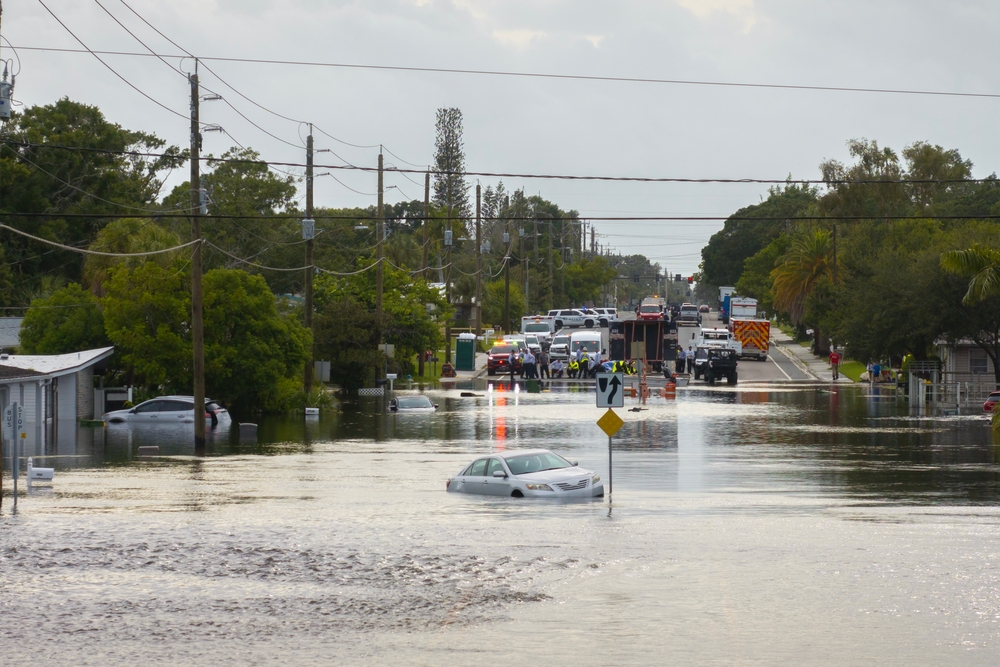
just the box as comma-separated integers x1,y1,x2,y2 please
0,347,115,379
0,317,24,348
0,364,45,381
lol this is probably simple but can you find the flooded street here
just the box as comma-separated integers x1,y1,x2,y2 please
3,382,1000,665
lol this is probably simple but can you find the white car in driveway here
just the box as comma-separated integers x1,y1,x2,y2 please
447,449,604,498
103,396,228,425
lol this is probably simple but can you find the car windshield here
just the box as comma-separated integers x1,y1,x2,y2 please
696,349,709,359
572,340,598,352
504,452,573,475
396,396,433,409
552,336,570,346
525,324,549,333
525,335,539,345
491,345,517,355
640,305,660,313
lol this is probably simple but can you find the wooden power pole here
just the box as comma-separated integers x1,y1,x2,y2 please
189,60,206,455
303,127,314,389
475,184,482,338
376,152,384,379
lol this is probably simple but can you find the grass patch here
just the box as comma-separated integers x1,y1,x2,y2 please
837,361,865,382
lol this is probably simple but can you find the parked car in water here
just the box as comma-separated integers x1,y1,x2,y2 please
389,395,437,413
487,343,522,376
103,396,228,425
984,391,1000,413
446,449,604,498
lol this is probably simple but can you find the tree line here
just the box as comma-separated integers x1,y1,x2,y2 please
698,139,1000,387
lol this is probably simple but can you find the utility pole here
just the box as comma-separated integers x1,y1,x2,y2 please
189,60,206,455
548,220,554,312
303,126,314,389
444,216,453,365
520,223,526,313
591,226,596,255
475,184,482,338
376,152,384,379
422,171,430,279
503,196,511,334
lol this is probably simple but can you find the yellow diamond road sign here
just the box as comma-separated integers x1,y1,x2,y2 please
596,408,624,438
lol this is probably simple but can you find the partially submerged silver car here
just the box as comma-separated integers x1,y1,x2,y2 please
103,396,228,425
447,449,604,499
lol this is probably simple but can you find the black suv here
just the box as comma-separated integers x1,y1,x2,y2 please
704,348,738,386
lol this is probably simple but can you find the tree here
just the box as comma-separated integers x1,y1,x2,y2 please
432,108,470,224
735,234,791,316
940,244,1000,304
565,257,617,305
19,284,108,354
82,218,182,296
202,269,311,411
313,297,383,393
483,280,526,329
700,183,817,287
103,261,191,391
0,98,183,293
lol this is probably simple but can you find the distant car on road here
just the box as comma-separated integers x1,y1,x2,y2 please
390,395,437,413
104,396,228,425
546,309,597,330
985,391,1000,413
699,304,710,313
446,449,604,498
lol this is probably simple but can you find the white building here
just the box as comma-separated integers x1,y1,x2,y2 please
0,347,115,451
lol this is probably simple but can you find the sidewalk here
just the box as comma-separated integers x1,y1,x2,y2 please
771,329,853,383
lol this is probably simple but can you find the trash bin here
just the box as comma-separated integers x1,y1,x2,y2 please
455,333,476,371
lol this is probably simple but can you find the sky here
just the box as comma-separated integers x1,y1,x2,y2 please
5,0,1000,278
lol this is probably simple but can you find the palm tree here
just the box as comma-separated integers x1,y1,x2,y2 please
940,244,1000,304
770,228,836,324
941,244,1000,431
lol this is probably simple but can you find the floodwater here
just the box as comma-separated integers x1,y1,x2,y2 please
2,381,999,666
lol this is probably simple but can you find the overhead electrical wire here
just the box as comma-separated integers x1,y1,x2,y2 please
34,0,188,120
7,139,997,187
14,43,1000,101
0,222,202,256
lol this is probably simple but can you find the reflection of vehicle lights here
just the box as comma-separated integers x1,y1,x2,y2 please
496,416,507,441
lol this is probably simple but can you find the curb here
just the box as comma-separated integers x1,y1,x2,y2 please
771,339,821,381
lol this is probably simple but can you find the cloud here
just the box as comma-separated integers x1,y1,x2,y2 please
675,0,757,31
492,28,547,48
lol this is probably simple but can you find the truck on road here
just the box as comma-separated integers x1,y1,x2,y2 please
676,323,701,353
730,318,770,361
729,297,758,320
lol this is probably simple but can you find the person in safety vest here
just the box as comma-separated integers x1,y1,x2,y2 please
568,359,579,378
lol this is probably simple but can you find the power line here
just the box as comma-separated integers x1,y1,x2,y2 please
6,211,1000,223
14,43,1000,101
0,222,202,256
6,139,997,186
33,1,188,120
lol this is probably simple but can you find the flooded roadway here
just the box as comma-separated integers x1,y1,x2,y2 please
2,381,999,665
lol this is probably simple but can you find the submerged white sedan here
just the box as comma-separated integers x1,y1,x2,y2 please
447,449,604,499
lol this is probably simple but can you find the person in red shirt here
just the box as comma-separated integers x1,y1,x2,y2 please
829,349,842,380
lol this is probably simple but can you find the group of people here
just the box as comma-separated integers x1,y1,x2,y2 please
504,346,607,380
675,346,696,375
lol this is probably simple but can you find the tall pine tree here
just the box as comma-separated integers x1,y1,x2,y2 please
433,108,470,229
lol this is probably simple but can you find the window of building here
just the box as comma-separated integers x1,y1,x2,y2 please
970,348,989,374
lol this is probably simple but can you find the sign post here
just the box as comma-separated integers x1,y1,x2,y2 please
4,402,21,508
596,372,625,503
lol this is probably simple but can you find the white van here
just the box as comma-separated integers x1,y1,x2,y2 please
570,330,603,357
548,333,572,361
521,316,556,346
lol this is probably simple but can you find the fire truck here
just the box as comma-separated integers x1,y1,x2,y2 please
729,318,771,361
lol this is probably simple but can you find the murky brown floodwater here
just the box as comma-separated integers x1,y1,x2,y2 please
2,381,999,665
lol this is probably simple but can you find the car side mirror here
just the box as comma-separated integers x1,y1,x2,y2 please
492,470,507,478
434,404,439,409
571,461,579,466
129,408,136,414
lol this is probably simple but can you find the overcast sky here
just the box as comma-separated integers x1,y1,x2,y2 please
6,0,1000,278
